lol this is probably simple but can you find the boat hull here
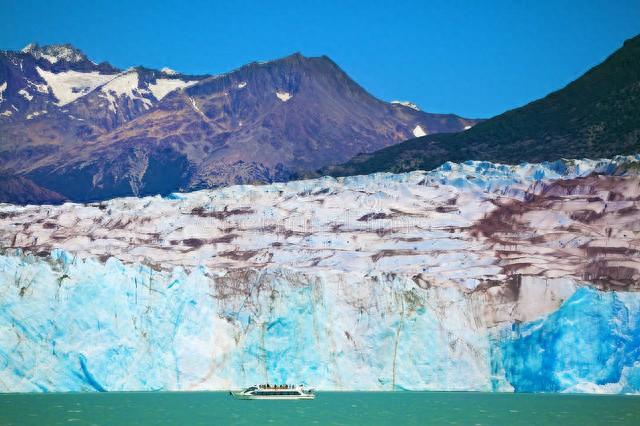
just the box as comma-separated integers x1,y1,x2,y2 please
230,391,315,400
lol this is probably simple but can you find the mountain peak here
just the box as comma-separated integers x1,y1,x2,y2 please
282,52,336,65
161,67,179,75
21,43,89,64
1,44,476,203
283,51,304,60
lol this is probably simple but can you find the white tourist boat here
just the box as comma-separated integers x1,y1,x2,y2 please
230,385,316,400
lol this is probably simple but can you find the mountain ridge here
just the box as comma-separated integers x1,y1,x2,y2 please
0,44,478,203
326,34,640,177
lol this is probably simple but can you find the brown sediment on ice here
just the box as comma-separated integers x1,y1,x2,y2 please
190,206,255,219
472,175,640,290
357,212,390,221
0,168,638,293
219,249,261,261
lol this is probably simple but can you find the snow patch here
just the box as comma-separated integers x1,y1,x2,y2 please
18,89,33,101
464,125,472,130
161,67,179,75
100,71,152,113
237,82,247,89
148,79,198,101
0,82,6,102
413,125,427,137
36,67,114,106
276,90,292,102
189,96,206,119
26,110,47,120
0,110,12,117
100,71,140,98
391,100,420,111
41,55,59,64
27,80,49,94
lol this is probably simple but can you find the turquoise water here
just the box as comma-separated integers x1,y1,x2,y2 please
0,392,639,425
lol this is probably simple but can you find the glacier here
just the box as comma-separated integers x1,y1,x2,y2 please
0,155,639,393
494,288,640,394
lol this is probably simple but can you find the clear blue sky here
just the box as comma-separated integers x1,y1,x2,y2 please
2,0,639,118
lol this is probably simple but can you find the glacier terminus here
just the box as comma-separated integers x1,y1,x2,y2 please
1,156,640,393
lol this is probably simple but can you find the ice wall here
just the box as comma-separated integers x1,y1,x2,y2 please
1,155,639,393
1,250,638,393
0,251,485,391
493,288,640,393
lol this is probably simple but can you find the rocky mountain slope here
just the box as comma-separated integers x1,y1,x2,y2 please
0,44,477,203
1,155,638,392
328,34,640,177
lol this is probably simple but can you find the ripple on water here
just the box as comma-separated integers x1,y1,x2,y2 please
1,392,639,425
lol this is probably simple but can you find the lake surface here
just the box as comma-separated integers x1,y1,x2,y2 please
1,391,639,425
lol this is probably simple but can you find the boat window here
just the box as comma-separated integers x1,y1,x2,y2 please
254,391,302,396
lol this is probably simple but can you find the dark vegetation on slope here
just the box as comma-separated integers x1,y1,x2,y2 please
327,34,640,176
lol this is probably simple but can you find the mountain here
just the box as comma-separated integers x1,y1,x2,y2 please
21,43,90,64
327,34,640,177
0,44,205,180
1,155,639,392
0,44,477,203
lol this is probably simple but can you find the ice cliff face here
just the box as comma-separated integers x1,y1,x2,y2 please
1,156,639,393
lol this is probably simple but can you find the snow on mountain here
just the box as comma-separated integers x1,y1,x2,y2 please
0,81,7,102
412,124,426,137
1,49,477,203
26,110,47,120
1,156,639,392
36,66,115,106
26,80,49,94
147,78,199,101
160,67,179,75
2,45,203,117
99,70,152,111
275,90,292,102
21,43,88,64
391,100,420,111
97,71,200,111
17,89,33,101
